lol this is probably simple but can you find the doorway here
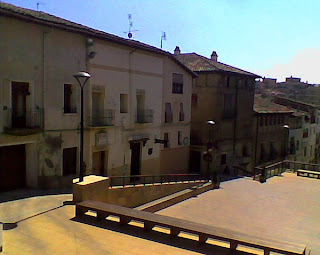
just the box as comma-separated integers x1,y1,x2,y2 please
12,82,29,128
0,145,26,191
63,147,77,176
93,151,107,176
130,142,141,176
189,151,201,173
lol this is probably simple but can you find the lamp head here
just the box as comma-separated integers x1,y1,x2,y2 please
73,71,91,88
206,120,215,125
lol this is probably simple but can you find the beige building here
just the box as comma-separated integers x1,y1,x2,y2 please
0,2,195,191
174,47,260,176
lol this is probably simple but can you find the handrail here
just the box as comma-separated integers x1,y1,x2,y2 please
109,173,209,188
254,160,320,182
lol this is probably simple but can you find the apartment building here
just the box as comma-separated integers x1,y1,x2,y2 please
0,2,195,191
274,97,320,163
174,47,260,176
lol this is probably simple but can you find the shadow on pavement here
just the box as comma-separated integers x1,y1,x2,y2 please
0,188,72,203
71,214,253,255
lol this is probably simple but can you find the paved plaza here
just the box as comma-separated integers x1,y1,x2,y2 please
0,172,319,254
159,172,320,254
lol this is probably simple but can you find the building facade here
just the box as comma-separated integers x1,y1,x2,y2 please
174,47,260,176
0,2,194,191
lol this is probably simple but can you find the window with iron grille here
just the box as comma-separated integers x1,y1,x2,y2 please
164,132,170,148
178,131,182,145
172,73,183,94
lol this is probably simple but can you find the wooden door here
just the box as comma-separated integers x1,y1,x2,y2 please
130,143,141,176
63,147,77,176
0,145,26,191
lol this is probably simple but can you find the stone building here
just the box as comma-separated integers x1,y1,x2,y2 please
174,47,260,176
0,2,195,191
253,95,293,167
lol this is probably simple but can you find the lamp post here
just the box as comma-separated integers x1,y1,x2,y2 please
73,71,91,182
282,124,290,161
206,120,215,179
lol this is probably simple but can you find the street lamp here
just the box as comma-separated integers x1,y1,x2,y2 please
205,120,215,179
282,124,290,160
73,71,91,182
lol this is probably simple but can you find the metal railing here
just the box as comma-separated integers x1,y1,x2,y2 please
88,109,115,127
136,109,153,124
3,108,44,129
109,173,208,188
254,160,320,182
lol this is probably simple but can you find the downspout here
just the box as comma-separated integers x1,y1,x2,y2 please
129,48,137,128
254,113,259,171
233,78,238,154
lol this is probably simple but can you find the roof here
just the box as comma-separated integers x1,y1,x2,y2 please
0,2,197,78
254,95,294,114
175,53,260,78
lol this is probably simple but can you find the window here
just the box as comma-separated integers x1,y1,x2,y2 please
120,94,128,113
296,140,300,151
303,128,309,138
64,84,77,113
179,103,184,121
191,94,198,107
165,103,173,123
259,116,263,126
172,73,183,94
304,147,307,157
178,131,182,145
164,132,170,148
223,94,235,118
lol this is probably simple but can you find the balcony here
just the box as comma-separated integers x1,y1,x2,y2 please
88,109,115,127
136,109,153,124
3,108,44,135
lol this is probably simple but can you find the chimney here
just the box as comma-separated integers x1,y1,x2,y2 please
174,46,181,55
211,51,218,61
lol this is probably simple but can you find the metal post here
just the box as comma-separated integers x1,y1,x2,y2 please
79,86,84,182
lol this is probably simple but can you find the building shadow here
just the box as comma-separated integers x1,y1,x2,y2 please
0,188,72,203
71,214,253,255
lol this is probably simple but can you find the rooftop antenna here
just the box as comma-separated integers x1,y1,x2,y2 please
36,2,45,11
123,14,139,39
161,32,166,49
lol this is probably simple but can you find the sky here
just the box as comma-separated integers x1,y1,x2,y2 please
3,0,320,83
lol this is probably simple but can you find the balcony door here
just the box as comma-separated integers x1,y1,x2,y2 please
130,142,141,176
12,82,29,128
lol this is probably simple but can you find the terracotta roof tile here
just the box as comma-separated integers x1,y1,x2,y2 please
175,53,260,77
254,95,294,114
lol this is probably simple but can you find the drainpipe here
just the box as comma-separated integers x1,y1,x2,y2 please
254,114,259,174
129,49,137,128
233,78,238,154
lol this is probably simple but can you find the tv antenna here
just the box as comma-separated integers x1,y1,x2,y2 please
36,2,45,11
161,32,166,49
123,14,139,39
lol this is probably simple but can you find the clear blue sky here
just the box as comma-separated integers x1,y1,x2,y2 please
4,0,320,83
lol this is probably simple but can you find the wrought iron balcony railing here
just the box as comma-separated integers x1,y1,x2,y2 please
88,109,115,127
136,109,153,124
3,108,44,130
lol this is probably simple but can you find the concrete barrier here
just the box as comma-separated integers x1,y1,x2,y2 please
73,175,208,208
